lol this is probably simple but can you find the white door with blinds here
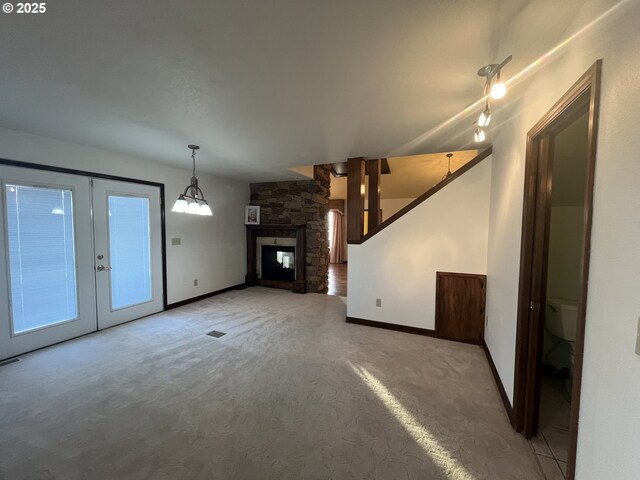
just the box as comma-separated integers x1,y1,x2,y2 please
0,167,97,359
0,167,164,360
91,179,163,329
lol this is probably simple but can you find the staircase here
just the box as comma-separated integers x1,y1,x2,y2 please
348,147,492,245
345,147,493,332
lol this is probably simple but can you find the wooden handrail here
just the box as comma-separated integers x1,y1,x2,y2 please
348,146,492,245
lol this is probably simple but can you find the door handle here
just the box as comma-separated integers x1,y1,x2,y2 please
96,265,112,271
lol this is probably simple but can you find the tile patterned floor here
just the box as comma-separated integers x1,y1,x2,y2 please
529,372,571,479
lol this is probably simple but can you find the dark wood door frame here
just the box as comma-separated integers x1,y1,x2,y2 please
513,61,601,480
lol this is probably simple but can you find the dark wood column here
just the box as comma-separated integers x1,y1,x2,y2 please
292,224,307,294
347,157,366,243
367,159,381,232
245,228,259,286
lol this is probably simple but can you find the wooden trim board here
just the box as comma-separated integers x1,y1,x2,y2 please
346,316,435,337
483,341,516,428
165,283,247,310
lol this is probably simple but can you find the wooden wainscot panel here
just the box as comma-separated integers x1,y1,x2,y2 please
435,272,486,345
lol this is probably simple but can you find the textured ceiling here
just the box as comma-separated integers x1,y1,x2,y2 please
0,0,591,182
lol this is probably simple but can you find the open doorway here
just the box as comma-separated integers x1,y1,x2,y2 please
513,61,601,480
328,174,347,297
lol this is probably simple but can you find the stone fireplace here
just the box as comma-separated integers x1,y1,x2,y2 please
248,165,331,292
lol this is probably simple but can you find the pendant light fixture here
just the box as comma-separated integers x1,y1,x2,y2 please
171,145,213,216
474,55,512,143
442,153,454,181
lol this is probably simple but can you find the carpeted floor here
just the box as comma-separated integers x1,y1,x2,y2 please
0,287,543,480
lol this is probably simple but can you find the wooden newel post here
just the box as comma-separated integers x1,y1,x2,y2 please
347,157,366,244
367,159,381,232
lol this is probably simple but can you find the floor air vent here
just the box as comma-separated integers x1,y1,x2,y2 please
0,358,20,367
207,330,226,338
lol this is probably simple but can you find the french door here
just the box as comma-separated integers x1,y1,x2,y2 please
0,166,163,360
0,167,96,359
92,179,163,329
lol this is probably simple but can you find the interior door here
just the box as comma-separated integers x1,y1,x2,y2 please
435,272,487,345
523,134,555,436
91,179,163,329
0,166,97,360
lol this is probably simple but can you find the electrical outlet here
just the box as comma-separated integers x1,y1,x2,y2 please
171,237,181,246
636,317,640,356
193,279,198,287
376,298,382,307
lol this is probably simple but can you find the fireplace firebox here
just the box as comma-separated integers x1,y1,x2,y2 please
246,224,306,293
261,246,295,282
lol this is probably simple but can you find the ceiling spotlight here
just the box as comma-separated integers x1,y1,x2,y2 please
474,127,486,143
478,103,491,127
478,55,511,100
490,71,507,99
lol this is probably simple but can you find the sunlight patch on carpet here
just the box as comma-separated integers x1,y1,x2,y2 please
350,363,476,480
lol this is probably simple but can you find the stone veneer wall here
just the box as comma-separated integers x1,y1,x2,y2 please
249,165,331,292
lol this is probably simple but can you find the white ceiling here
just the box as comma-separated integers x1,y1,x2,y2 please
0,0,588,182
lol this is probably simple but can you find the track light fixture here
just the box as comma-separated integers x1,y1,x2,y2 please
478,55,512,98
171,145,213,216
474,55,512,142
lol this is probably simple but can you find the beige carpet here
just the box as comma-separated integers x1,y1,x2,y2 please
0,287,543,479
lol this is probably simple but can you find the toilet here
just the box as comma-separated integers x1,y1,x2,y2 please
545,298,578,343
544,298,578,394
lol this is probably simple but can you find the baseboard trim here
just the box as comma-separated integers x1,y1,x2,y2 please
166,283,246,310
346,316,435,337
482,340,516,428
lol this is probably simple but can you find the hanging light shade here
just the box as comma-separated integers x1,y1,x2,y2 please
474,127,486,143
171,145,213,216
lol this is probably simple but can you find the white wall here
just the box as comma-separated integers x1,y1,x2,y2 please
0,127,248,304
347,158,491,329
484,1,640,477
